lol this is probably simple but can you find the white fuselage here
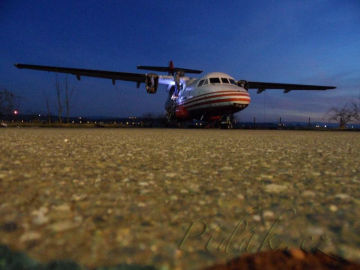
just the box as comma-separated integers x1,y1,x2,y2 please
170,72,251,121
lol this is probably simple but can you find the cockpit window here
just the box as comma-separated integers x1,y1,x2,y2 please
221,78,229,84
198,80,205,87
229,79,237,85
209,78,221,84
203,79,208,85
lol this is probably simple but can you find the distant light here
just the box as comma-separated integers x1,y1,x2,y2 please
13,110,19,115
38,114,41,117
324,125,327,128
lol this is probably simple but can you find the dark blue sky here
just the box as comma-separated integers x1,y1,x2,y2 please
1,0,359,122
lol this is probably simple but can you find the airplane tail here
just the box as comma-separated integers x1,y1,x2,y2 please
137,61,202,75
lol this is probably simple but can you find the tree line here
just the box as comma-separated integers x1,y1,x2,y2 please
1,76,75,123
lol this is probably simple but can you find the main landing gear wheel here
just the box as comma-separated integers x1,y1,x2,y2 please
220,115,234,129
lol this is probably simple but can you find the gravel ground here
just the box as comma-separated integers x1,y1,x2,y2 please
0,128,359,270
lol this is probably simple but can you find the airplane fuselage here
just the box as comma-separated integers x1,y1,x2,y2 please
168,72,251,121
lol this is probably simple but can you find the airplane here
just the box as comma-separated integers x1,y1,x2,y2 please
15,61,335,128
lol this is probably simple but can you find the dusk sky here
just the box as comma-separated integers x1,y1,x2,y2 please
1,0,359,122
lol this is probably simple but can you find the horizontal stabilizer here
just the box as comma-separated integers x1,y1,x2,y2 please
137,65,202,74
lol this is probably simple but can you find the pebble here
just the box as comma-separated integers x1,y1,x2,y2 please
137,202,146,207
71,194,87,201
116,228,131,244
335,193,351,200
138,182,149,186
329,205,338,212
53,204,71,212
32,213,49,225
220,166,233,171
20,231,41,242
303,190,316,197
264,184,287,193
237,194,244,200
31,207,49,225
307,226,324,236
289,248,305,260
263,210,275,219
260,174,274,180
49,221,78,232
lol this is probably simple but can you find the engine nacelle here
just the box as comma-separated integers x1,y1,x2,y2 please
145,73,159,94
237,80,248,90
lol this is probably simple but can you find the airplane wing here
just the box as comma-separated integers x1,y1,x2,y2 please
244,81,336,93
14,63,147,85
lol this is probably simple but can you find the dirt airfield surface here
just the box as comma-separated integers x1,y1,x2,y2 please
0,128,359,270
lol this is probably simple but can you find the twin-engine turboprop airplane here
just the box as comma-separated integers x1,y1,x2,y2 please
15,61,335,127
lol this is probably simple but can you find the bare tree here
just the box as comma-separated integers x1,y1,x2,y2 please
42,90,52,124
55,76,63,123
327,101,359,128
0,89,15,117
64,76,75,123
54,75,76,123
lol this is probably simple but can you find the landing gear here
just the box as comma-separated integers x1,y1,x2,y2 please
165,86,177,122
220,115,234,129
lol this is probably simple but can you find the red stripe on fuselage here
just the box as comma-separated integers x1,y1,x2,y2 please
189,90,245,99
182,91,249,106
185,98,250,109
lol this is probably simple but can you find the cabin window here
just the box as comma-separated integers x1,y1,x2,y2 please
229,79,237,85
198,80,205,87
221,78,229,84
209,78,220,84
203,79,208,85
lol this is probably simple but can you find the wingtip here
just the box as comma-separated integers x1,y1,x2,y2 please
14,63,24,69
